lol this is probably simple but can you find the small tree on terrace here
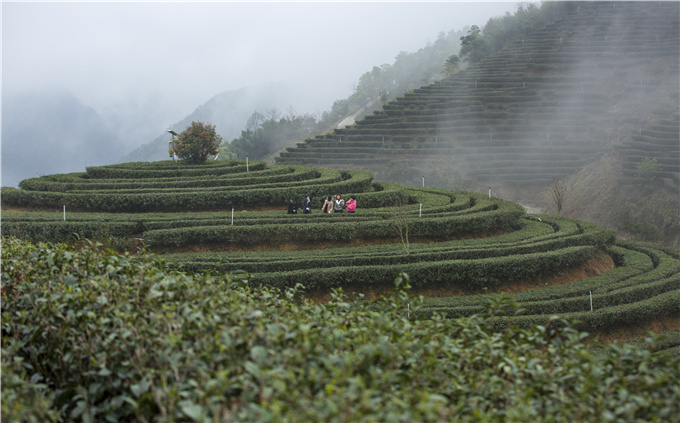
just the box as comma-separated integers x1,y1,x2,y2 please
173,121,223,164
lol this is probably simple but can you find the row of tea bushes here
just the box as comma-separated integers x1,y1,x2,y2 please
16,165,296,192
245,245,598,293
85,159,266,178
4,236,678,422
417,240,680,334
169,216,614,275
140,197,525,249
2,168,375,212
1,182,522,250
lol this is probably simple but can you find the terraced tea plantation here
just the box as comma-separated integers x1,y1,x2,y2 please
278,2,679,192
2,159,679,345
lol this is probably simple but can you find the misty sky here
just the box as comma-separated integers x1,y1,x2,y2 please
3,2,521,133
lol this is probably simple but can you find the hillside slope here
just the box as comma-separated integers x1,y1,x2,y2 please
277,2,679,245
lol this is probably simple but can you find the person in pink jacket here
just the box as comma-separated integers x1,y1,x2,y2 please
346,195,357,213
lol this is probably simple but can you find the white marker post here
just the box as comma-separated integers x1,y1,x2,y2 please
422,176,425,187
63,205,66,221
419,202,422,217
489,187,492,199
231,207,234,225
246,156,249,172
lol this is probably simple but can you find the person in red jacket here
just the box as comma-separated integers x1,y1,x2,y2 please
346,195,356,213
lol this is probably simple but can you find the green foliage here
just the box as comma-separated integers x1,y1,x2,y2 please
3,237,680,422
442,54,460,78
173,121,223,164
467,2,577,64
419,240,680,334
229,111,320,160
2,164,374,213
635,157,661,187
621,220,663,242
459,25,489,64
2,346,59,422
319,29,466,128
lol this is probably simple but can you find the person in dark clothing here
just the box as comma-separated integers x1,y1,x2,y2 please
302,195,312,214
287,198,298,214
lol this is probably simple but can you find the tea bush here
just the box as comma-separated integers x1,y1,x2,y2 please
3,237,679,422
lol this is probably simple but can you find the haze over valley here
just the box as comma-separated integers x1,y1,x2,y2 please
2,1,521,188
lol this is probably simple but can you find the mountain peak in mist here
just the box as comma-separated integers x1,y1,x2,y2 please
121,81,322,163
2,90,121,188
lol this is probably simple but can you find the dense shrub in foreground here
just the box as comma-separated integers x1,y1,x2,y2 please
2,237,679,422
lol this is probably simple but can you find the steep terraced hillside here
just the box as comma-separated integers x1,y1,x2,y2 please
277,2,679,196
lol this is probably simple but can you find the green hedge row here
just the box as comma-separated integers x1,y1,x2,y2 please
17,166,306,192
174,221,613,274
425,269,679,319
0,221,142,245
165,217,556,263
1,184,465,245
68,167,340,195
416,242,680,334
142,202,524,249
419,266,642,314
84,160,265,179
1,170,375,212
421,243,679,312
247,246,597,292
164,217,560,269
495,288,680,334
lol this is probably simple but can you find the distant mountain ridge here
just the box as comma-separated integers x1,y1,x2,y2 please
1,90,121,188
120,82,322,163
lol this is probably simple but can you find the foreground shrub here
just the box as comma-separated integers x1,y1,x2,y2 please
2,237,679,422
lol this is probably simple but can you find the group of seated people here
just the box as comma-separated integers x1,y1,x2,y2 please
288,194,356,214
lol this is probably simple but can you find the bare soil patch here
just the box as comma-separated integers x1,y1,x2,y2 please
590,314,680,344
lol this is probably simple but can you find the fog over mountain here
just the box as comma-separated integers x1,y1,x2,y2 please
2,90,121,188
121,81,324,163
2,1,522,187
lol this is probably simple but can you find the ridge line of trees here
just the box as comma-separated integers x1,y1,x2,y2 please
226,2,580,161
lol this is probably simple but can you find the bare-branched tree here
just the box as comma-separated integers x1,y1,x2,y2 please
392,198,412,254
550,178,566,216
